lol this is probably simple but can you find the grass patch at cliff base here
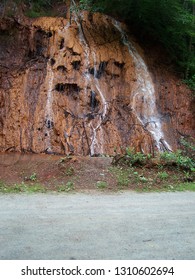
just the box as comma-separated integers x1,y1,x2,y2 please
0,181,46,193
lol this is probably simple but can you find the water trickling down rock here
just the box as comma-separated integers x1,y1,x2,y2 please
113,20,172,152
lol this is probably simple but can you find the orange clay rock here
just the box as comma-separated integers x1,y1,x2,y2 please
0,12,194,155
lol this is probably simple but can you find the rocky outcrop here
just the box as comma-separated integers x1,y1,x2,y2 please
0,12,194,155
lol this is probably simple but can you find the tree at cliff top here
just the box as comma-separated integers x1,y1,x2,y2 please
78,0,194,89
1,0,194,89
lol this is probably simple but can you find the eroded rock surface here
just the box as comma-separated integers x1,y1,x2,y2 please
0,12,194,155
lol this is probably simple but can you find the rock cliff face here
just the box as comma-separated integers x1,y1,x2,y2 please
0,12,194,155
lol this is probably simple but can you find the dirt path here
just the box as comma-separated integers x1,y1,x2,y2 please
0,192,195,260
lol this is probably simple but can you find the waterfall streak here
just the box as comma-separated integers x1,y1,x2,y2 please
44,62,54,152
113,20,172,151
75,13,107,155
92,52,108,120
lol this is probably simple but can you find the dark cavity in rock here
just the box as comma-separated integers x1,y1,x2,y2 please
50,58,56,66
114,61,125,68
45,119,54,129
55,83,81,96
72,60,81,70
90,91,98,111
89,61,108,79
60,38,64,49
57,65,67,73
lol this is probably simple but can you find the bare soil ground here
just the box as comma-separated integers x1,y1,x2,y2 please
0,152,194,192
0,152,114,191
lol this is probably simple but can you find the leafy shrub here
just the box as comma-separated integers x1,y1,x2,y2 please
112,147,147,167
126,147,147,165
180,137,195,158
113,140,195,173
160,150,195,171
160,151,178,167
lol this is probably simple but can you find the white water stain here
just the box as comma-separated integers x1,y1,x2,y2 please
44,62,54,153
75,13,107,156
113,20,172,152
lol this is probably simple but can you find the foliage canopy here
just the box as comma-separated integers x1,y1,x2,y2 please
79,0,195,87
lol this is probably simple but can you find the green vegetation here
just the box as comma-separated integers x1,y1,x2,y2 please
111,138,195,191
136,182,195,192
184,74,195,92
59,156,70,163
117,170,130,187
29,172,37,181
96,181,107,189
58,181,75,192
180,136,195,157
173,182,195,191
58,156,75,177
0,181,45,193
160,150,195,171
0,180,75,193
65,167,75,176
157,171,169,180
81,0,195,86
109,164,195,192
113,140,195,173
109,167,132,187
125,148,148,166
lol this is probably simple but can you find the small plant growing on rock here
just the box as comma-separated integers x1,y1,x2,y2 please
29,173,37,181
96,181,107,189
117,174,129,187
59,155,72,164
0,181,7,192
157,171,169,180
65,167,75,176
58,181,74,192
183,171,194,182
139,176,148,183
